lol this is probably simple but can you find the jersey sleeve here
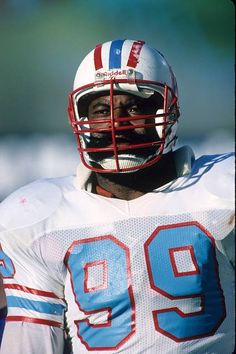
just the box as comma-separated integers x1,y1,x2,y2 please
201,152,234,205
0,180,66,354
202,153,235,266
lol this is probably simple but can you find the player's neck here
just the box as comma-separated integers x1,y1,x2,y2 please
95,152,177,201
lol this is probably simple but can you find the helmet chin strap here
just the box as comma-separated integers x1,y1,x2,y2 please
94,153,156,173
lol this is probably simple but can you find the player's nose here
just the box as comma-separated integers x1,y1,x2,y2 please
113,107,129,127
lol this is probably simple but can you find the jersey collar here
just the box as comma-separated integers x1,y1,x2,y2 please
74,146,195,193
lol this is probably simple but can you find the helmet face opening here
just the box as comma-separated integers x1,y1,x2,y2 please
68,39,180,173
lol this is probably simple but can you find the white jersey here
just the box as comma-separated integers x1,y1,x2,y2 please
0,147,235,354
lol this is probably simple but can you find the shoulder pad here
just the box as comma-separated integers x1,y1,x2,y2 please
195,152,234,202
0,179,62,230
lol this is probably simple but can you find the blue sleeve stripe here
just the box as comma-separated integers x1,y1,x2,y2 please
7,296,64,316
109,39,125,69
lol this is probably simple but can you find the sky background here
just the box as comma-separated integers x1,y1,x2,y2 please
0,0,234,199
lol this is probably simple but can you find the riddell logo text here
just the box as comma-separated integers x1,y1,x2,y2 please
102,70,128,77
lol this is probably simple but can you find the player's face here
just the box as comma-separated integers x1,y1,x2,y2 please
86,92,163,160
88,94,156,129
88,93,159,132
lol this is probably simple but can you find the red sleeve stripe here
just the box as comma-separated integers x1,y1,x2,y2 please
6,316,62,328
127,40,145,68
94,43,103,70
4,283,61,299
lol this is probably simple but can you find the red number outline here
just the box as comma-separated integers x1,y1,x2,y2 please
65,235,136,351
144,221,226,342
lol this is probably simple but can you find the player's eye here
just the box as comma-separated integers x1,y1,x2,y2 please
127,104,143,115
91,105,110,118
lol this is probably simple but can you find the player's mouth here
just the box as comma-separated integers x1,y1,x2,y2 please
87,132,158,152
108,136,132,148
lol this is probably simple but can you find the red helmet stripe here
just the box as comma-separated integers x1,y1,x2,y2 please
127,40,145,68
94,43,103,70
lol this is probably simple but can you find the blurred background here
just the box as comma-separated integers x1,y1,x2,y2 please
0,0,234,201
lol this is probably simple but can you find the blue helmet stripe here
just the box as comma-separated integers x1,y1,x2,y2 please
109,39,125,69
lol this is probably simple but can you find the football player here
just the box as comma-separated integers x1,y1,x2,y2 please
0,39,234,353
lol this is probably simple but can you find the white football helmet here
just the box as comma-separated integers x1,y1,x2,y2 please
68,39,180,173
